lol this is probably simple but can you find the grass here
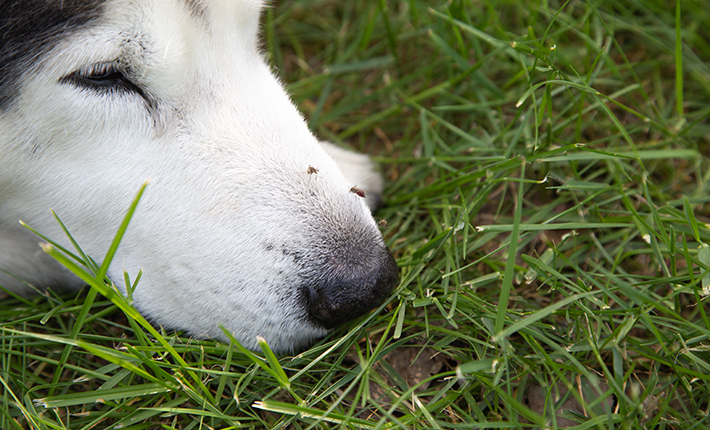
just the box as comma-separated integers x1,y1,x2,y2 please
2,0,710,428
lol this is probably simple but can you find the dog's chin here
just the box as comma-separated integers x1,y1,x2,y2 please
219,322,331,355
130,302,327,354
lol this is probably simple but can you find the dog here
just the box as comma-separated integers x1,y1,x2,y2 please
0,0,399,352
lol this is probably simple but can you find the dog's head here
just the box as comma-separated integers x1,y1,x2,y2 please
0,0,398,351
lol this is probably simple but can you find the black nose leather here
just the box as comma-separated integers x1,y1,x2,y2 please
307,245,399,329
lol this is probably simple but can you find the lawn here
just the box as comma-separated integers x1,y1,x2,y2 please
2,0,710,428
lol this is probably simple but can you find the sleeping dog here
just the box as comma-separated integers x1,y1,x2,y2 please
0,0,398,352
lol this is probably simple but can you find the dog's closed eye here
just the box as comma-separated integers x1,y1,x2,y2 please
61,62,157,114
61,62,147,99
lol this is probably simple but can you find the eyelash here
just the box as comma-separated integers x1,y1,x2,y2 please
61,62,146,98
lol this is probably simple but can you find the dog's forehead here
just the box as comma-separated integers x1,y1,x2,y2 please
92,0,266,54
147,0,266,40
182,0,265,23
131,0,266,41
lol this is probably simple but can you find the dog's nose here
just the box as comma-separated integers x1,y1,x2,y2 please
306,246,399,329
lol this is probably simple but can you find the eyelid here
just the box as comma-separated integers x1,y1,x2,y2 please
61,62,152,103
62,62,132,89
60,62,158,120
82,61,123,78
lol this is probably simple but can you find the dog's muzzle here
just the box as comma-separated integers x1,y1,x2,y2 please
305,245,399,329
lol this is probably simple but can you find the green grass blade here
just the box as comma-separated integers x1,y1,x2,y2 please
495,157,525,336
96,181,148,281
675,0,684,119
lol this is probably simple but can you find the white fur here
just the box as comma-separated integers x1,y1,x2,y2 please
0,0,392,352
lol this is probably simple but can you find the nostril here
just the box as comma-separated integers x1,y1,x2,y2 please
306,286,340,328
307,246,399,329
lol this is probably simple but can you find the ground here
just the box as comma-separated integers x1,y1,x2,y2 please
2,0,710,428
